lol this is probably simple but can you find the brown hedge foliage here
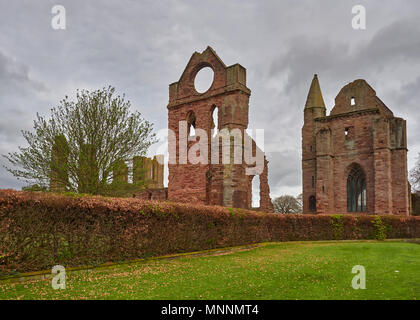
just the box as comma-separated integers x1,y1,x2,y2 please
1,189,419,276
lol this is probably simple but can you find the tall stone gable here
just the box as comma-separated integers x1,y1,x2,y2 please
302,75,411,215
167,46,273,212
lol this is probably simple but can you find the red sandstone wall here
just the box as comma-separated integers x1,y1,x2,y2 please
302,105,325,213
134,188,168,201
321,112,377,214
167,47,273,211
303,80,410,215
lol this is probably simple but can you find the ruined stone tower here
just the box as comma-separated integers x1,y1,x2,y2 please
167,46,273,211
302,75,411,215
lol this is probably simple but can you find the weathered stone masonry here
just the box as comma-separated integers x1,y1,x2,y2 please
302,75,411,215
49,47,273,212
167,47,274,212
132,155,167,200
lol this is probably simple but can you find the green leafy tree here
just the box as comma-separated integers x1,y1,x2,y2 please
3,86,157,195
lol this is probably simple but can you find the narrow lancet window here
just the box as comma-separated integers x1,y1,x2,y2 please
347,165,366,212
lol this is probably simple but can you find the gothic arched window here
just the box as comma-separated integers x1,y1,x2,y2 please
187,111,196,136
211,105,218,138
347,165,366,212
309,195,316,212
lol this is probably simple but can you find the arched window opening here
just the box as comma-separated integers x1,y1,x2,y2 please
211,106,218,138
347,165,366,212
194,67,214,93
189,126,196,136
187,112,196,137
252,175,260,208
309,195,316,212
351,97,356,106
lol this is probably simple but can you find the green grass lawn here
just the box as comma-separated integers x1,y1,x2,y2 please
1,240,419,300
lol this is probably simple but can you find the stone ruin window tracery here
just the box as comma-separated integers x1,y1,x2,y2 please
347,165,366,212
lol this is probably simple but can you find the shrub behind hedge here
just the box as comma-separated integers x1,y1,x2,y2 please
1,190,419,276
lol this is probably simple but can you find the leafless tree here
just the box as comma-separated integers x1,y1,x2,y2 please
410,153,420,191
272,195,302,214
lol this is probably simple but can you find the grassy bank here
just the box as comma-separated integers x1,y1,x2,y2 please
1,240,419,300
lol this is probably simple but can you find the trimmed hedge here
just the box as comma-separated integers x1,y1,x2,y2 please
1,189,419,276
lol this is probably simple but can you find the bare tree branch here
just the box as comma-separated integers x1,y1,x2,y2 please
272,195,302,214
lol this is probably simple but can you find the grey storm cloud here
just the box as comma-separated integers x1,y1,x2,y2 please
0,49,49,140
0,51,47,94
0,0,419,199
0,49,50,189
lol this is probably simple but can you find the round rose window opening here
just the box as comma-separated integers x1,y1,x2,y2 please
194,67,214,93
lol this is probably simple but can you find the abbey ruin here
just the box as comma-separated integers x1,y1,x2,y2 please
166,46,273,212
302,75,411,215
50,47,412,215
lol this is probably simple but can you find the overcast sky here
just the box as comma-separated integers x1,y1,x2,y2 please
0,0,419,200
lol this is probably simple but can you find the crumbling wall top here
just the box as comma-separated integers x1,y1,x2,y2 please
330,79,394,117
168,46,250,108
